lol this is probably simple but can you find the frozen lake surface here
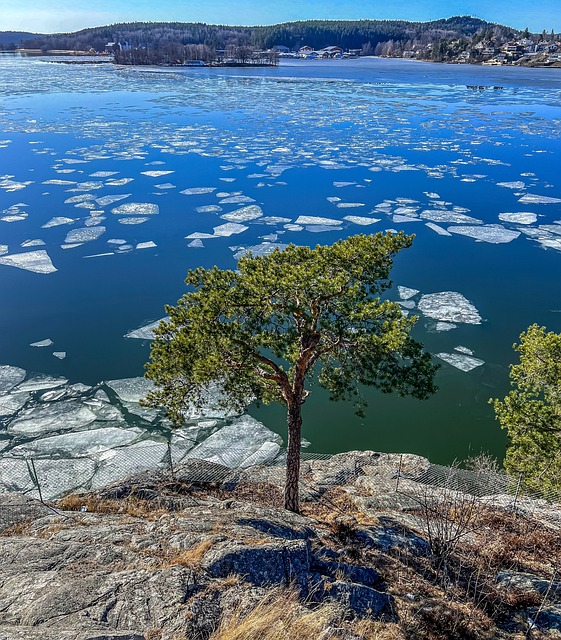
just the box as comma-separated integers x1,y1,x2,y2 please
0,55,560,467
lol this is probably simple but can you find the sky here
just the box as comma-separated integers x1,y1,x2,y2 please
0,0,559,35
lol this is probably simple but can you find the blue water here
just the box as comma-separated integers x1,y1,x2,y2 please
0,54,560,463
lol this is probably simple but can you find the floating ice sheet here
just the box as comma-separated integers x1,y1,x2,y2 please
196,205,222,213
64,226,106,243
181,187,216,195
232,242,287,260
219,195,256,204
418,292,482,324
421,210,482,225
295,215,340,226
0,392,29,418
518,194,561,204
118,217,149,224
21,239,45,248
30,339,53,347
425,223,452,236
498,212,537,225
105,377,155,403
435,322,457,331
95,194,131,207
455,346,474,355
184,414,282,468
136,241,157,250
448,225,520,244
497,181,525,189
11,426,144,457
112,203,159,216
8,400,98,436
221,205,263,222
141,170,174,177
213,222,249,237
436,352,485,372
16,375,67,392
343,216,380,225
398,286,419,300
53,352,66,360
42,216,75,228
0,250,57,274
0,365,26,395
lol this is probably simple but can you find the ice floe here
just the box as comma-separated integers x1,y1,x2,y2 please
295,215,340,226
8,400,98,436
0,366,26,394
95,194,131,207
448,225,520,244
498,212,537,225
105,377,155,404
112,203,159,215
221,205,263,222
425,222,452,236
497,181,525,189
343,216,380,225
64,226,106,243
184,415,282,468
53,352,66,360
42,216,75,228
398,286,419,300
436,352,485,372
181,187,216,195
418,292,482,324
16,375,68,392
136,241,157,250
0,250,57,274
232,242,287,260
213,222,249,237
30,339,53,347
196,205,222,213
518,194,561,205
141,170,174,177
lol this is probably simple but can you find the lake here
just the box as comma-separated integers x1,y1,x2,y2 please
0,54,560,466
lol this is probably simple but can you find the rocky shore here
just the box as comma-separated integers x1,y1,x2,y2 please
1,451,560,639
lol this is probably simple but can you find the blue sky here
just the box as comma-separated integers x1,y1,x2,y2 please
1,0,559,34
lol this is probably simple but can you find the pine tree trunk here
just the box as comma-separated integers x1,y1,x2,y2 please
284,400,302,513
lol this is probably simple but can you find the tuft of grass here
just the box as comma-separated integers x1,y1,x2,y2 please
209,588,339,640
168,539,214,568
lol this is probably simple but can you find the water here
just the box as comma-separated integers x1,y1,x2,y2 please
0,54,560,464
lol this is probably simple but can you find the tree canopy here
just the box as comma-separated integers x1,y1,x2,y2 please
492,324,561,493
144,232,438,511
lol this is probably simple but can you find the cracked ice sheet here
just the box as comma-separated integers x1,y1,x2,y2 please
418,292,481,324
436,352,485,372
10,426,145,457
0,392,29,418
295,216,340,226
420,210,482,224
91,440,171,489
448,225,520,244
0,250,57,274
0,365,26,394
112,203,159,215
184,415,282,468
213,222,249,237
425,223,452,236
105,377,155,403
518,194,561,205
498,212,537,225
398,286,419,300
30,339,53,347
8,400,98,436
65,226,106,243
42,216,75,228
0,457,97,500
343,216,380,226
125,317,168,340
181,187,216,195
232,243,287,260
221,205,263,222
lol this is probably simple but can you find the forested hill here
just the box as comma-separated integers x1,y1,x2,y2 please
0,31,41,47
11,16,517,52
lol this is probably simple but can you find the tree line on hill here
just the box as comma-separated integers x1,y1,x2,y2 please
10,17,519,60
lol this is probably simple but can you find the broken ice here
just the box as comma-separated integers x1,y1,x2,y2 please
418,292,482,324
0,250,57,274
436,352,485,372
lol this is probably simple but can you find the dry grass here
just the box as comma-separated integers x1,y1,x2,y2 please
209,588,339,640
57,493,169,520
168,539,214,568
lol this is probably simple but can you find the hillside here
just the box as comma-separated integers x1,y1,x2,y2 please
0,31,41,47
4,16,517,54
1,451,560,639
